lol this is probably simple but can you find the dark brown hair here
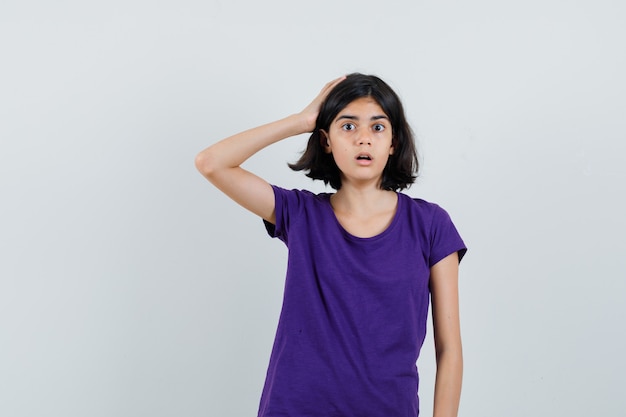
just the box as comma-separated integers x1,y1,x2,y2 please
289,73,419,190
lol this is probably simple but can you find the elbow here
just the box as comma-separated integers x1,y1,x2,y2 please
435,343,463,367
194,149,219,178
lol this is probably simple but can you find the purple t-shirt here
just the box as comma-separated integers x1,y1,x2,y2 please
259,186,466,417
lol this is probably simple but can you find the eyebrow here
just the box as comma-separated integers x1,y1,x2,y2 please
335,114,389,122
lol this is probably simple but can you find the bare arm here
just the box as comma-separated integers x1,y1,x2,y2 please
430,252,463,417
194,77,345,223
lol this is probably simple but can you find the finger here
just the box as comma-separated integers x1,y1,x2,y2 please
322,75,346,93
317,75,346,100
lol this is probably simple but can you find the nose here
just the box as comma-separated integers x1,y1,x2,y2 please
356,129,372,146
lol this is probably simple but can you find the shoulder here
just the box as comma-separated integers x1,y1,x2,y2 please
399,194,467,264
399,193,451,222
267,185,333,241
271,185,331,206
270,185,332,225
399,194,462,240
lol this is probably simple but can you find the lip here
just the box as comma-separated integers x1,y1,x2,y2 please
355,152,373,165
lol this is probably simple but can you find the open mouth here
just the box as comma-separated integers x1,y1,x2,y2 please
356,154,372,161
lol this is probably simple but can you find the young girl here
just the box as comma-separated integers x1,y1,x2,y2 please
196,73,467,417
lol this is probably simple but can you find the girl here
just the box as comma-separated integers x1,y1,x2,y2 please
195,73,467,417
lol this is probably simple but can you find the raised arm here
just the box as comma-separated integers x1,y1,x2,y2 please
194,76,345,224
430,252,463,417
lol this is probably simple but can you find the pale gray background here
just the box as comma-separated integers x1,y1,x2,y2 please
1,0,625,416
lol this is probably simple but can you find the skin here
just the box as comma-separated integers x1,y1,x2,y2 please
321,96,397,238
195,76,463,417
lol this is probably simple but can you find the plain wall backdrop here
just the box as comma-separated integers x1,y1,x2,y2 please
1,0,625,416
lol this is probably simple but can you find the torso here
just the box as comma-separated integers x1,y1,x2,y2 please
260,186,466,416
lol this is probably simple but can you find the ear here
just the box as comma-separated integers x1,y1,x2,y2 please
320,129,332,154
389,137,395,155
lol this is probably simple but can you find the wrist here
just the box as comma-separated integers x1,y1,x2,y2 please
287,113,315,136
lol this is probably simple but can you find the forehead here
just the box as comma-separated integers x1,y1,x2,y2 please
334,97,387,119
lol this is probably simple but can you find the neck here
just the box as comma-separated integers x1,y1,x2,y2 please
331,182,397,216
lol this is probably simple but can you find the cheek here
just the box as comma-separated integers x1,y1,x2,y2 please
335,146,351,159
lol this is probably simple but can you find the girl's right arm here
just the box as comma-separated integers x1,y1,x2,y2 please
194,76,345,224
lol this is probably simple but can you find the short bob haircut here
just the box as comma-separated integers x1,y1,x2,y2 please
289,73,419,191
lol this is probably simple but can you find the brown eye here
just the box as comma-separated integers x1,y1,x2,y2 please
373,123,385,132
342,123,356,131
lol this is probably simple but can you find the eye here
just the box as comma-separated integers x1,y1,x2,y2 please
341,123,356,131
373,123,386,132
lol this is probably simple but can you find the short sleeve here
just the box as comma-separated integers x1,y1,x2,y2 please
429,205,467,267
262,185,305,245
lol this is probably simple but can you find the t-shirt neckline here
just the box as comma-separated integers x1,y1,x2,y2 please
323,192,403,242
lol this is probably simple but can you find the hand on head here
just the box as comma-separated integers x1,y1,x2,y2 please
298,76,346,133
